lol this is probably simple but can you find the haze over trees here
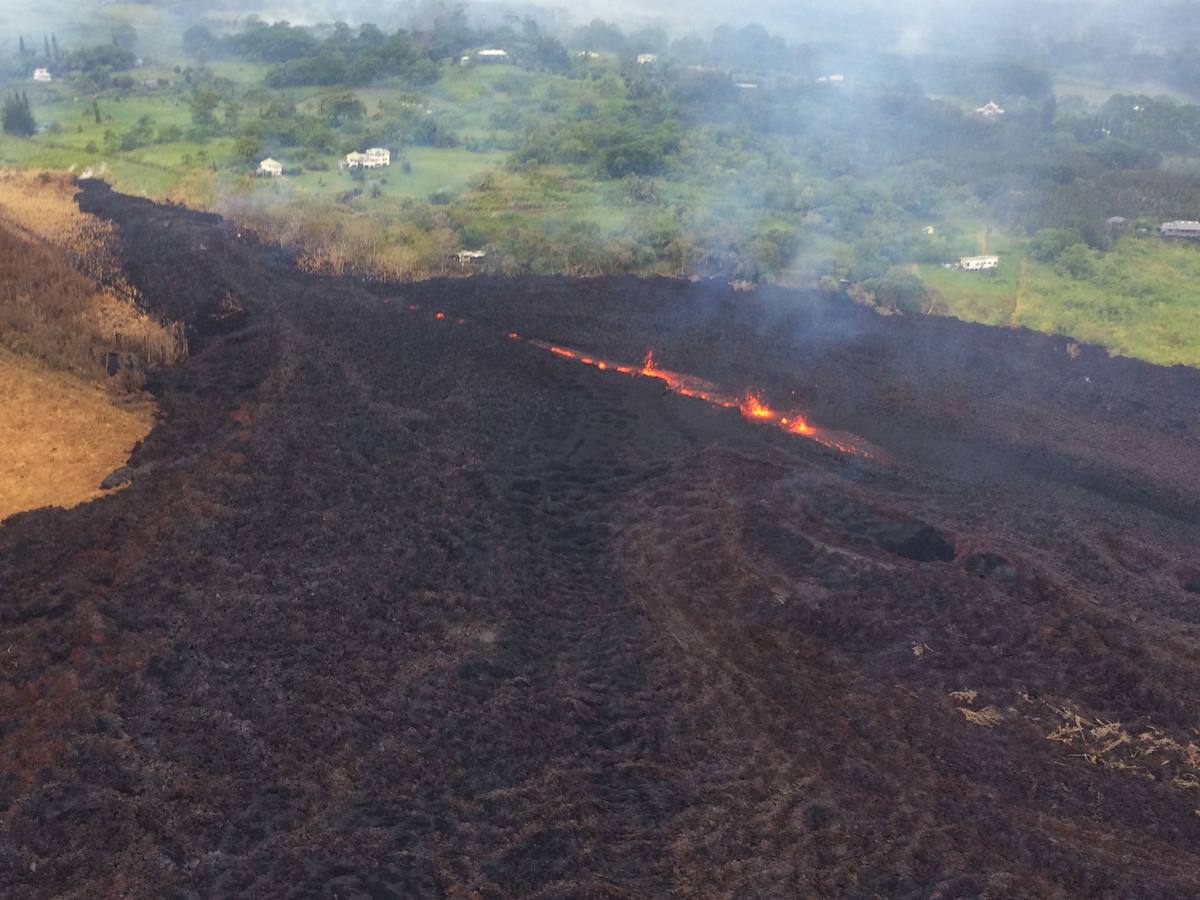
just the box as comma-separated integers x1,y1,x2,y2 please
2,1,1200,364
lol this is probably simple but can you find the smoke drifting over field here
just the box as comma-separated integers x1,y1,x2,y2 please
7,0,1198,53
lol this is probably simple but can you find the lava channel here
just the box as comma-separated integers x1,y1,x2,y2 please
528,340,882,460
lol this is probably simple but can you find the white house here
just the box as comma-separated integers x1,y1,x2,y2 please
976,101,1005,120
1161,221,1200,239
257,157,283,177
736,82,759,90
454,250,487,266
636,54,658,66
476,49,510,63
341,148,390,170
32,68,52,83
817,74,845,84
364,147,390,167
959,255,1000,271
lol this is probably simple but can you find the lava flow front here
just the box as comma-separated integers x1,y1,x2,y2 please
529,340,874,458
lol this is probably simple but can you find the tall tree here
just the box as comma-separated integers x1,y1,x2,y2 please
51,34,60,62
3,92,36,136
43,35,50,60
18,36,26,57
189,87,221,129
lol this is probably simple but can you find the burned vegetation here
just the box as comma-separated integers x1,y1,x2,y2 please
1,182,1200,897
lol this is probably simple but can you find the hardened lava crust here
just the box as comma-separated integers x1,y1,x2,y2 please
2,180,1200,898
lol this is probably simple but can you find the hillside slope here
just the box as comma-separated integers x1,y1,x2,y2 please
0,350,152,522
1,181,1199,897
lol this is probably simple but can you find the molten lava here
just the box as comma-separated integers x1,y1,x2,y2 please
782,416,814,436
395,301,877,460
740,392,778,422
525,340,877,457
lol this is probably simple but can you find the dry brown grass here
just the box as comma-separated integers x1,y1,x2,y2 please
0,348,153,522
224,195,443,281
1030,695,1200,788
956,706,1004,728
0,171,187,388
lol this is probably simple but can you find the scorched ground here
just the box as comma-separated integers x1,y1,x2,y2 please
3,181,1200,898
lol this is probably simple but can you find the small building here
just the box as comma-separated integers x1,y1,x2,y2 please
636,54,658,66
578,51,602,60
476,49,510,63
735,82,759,90
959,255,1000,271
923,225,936,236
257,157,283,177
976,101,1005,120
817,74,845,84
32,68,52,83
454,250,487,267
1161,221,1200,239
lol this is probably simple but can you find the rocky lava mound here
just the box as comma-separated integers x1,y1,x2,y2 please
3,182,1200,898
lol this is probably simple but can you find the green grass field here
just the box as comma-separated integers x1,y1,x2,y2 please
923,234,1200,367
263,147,508,201
3,51,1199,369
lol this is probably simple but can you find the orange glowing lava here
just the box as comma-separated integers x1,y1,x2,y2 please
781,416,814,436
525,339,880,459
386,295,881,461
739,392,778,421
